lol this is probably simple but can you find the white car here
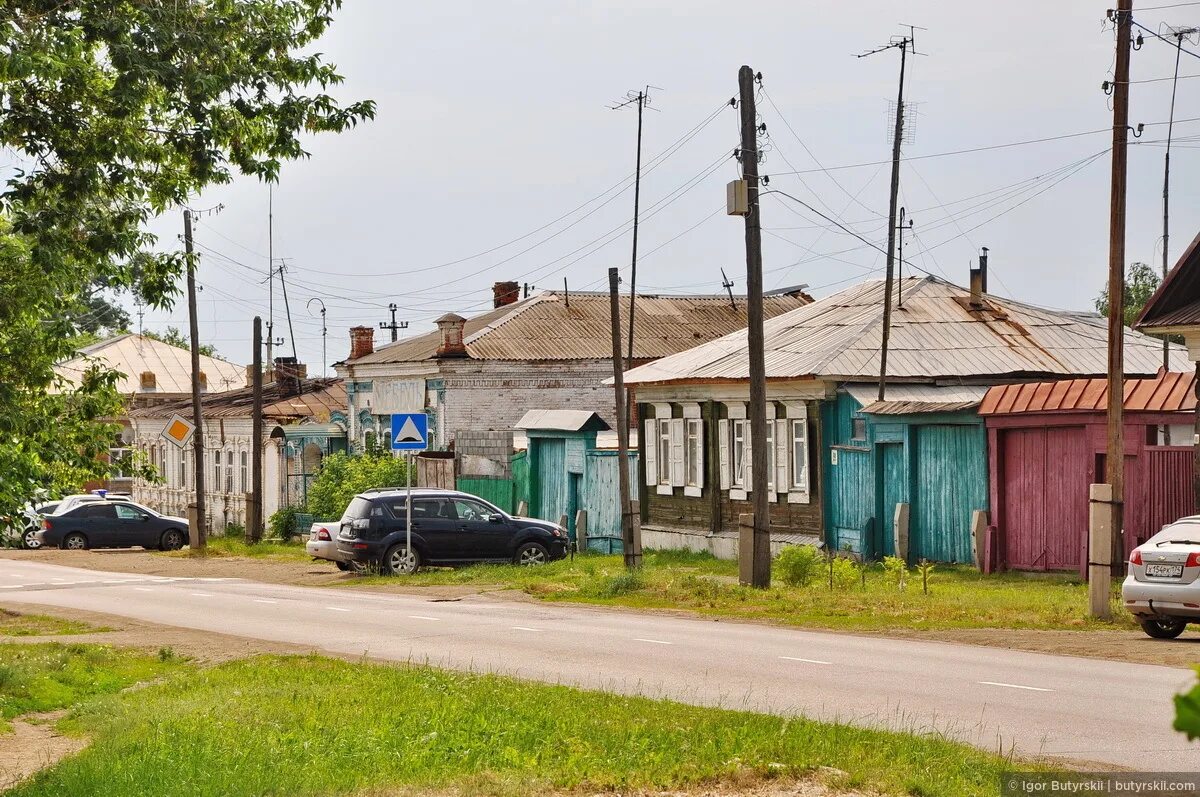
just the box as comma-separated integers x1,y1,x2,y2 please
1122,516,1200,639
306,521,352,570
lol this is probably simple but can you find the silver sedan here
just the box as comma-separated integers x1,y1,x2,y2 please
306,522,353,571
1122,517,1200,639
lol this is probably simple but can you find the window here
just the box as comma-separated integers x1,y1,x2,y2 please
452,498,493,521
79,504,116,519
213,450,222,493
791,418,808,491
684,419,702,489
179,449,188,489
409,499,443,520
731,419,747,487
225,450,234,493
851,417,867,442
109,447,130,478
114,504,148,521
765,421,775,492
240,451,248,493
657,418,671,486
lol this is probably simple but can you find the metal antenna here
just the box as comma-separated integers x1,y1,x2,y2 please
720,268,737,309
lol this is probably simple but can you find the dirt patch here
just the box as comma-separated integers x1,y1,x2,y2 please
893,626,1200,668
0,709,85,790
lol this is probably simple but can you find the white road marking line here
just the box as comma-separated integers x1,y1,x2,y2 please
633,638,673,645
0,585,25,590
253,599,278,604
511,626,539,632
407,615,438,621
189,592,214,597
978,681,1054,693
779,656,832,665
103,579,137,584
326,607,351,613
199,577,236,582
133,587,154,592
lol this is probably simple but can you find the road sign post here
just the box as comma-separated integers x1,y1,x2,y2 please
391,413,428,574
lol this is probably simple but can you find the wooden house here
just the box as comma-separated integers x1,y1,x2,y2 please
980,372,1195,573
623,272,1188,562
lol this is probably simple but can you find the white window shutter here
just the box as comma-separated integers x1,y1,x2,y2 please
775,418,789,493
695,419,706,488
743,421,752,491
643,418,657,487
669,418,685,487
718,419,730,490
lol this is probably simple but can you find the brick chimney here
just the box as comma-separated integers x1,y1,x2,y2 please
349,326,375,360
435,313,468,358
273,357,306,397
492,281,520,308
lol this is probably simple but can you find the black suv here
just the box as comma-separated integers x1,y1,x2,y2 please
336,488,569,575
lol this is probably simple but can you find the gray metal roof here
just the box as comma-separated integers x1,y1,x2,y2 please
844,384,990,415
623,276,1191,385
514,409,611,432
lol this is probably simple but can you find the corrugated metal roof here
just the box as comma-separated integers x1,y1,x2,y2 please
55,334,245,395
845,384,990,415
623,276,1191,385
129,378,346,422
341,290,810,366
1137,231,1200,329
979,370,1196,415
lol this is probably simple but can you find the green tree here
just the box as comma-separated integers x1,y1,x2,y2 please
1175,667,1200,741
1095,262,1164,327
302,452,410,520
143,327,218,358
0,1,374,516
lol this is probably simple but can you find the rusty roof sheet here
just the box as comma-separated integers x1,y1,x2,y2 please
340,290,810,366
623,276,1191,386
979,370,1196,415
129,378,346,422
845,384,990,415
55,334,245,395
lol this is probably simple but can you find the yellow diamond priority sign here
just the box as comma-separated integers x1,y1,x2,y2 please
161,414,196,449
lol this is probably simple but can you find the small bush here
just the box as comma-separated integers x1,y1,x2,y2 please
882,556,909,591
267,507,299,539
831,557,859,591
585,571,644,598
774,545,822,588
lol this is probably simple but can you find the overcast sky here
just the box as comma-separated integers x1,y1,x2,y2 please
138,0,1200,374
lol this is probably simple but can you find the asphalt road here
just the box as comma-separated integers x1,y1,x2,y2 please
0,558,1193,771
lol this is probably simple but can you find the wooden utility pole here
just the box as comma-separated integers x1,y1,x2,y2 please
737,65,771,588
1095,0,1134,617
184,209,207,550
860,35,911,402
608,267,640,569
248,316,264,543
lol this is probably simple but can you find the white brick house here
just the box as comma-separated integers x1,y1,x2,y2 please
335,281,811,450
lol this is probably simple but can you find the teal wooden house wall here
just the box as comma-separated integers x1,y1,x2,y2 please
823,392,987,563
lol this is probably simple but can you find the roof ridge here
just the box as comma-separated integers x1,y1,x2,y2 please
808,275,933,373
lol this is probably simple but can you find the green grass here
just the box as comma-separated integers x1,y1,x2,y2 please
0,609,101,637
0,643,183,727
12,654,1028,797
348,549,1136,632
163,535,311,561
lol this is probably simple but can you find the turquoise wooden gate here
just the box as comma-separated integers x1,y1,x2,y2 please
910,424,987,563
534,438,568,522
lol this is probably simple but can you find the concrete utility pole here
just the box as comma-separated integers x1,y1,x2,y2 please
737,65,771,589
184,209,207,550
1093,0,1134,619
859,33,913,402
608,267,640,569
611,88,651,371
248,316,264,543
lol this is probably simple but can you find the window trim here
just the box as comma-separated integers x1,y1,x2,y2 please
683,417,703,496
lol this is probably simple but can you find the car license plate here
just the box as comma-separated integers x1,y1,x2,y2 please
1146,563,1184,578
